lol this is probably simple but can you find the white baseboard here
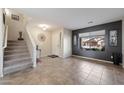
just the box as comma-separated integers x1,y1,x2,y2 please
72,55,113,64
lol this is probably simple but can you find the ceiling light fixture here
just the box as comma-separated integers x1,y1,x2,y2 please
38,24,49,31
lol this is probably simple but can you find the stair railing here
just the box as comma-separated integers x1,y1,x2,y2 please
3,25,8,49
24,28,37,68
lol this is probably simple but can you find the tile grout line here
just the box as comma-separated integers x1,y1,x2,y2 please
83,65,95,84
99,68,104,84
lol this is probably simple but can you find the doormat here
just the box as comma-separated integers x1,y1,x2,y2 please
48,55,59,58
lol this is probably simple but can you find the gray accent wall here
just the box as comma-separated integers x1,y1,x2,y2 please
72,20,122,62
122,19,124,67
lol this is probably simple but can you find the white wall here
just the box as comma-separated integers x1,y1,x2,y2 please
122,18,124,68
6,9,26,40
0,9,4,77
51,28,72,58
51,28,63,57
63,29,72,58
27,25,72,58
27,25,52,57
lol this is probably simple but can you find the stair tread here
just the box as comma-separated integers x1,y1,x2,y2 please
7,43,26,45
7,46,26,48
4,58,32,67
4,62,32,70
4,62,32,75
4,56,30,62
7,43,25,45
7,40,25,42
4,54,31,62
4,52,29,56
5,49,27,52
6,46,27,48
5,48,27,51
4,51,29,55
7,41,26,44
5,49,28,52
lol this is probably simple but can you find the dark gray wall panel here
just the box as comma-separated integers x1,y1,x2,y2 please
72,20,122,62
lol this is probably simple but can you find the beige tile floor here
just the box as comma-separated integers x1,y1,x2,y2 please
0,57,124,85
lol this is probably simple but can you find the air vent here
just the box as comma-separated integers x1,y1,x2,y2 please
11,14,19,21
88,21,93,24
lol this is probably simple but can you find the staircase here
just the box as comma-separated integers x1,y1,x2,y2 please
3,40,33,75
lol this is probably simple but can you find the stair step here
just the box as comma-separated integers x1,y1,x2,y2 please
4,52,29,57
7,41,25,44
7,43,26,46
7,40,25,43
4,61,32,75
6,45,27,49
7,41,26,45
5,47,27,51
4,54,30,61
4,58,32,67
3,40,33,75
4,57,32,64
4,50,29,55
5,49,28,52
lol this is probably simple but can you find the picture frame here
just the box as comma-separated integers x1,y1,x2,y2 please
79,30,105,51
11,14,19,21
109,30,118,47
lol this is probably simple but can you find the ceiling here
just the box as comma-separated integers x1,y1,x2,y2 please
14,8,124,30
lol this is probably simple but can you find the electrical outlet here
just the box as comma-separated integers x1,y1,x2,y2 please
111,56,113,59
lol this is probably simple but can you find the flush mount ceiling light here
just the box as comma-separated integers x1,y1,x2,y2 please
38,24,49,31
